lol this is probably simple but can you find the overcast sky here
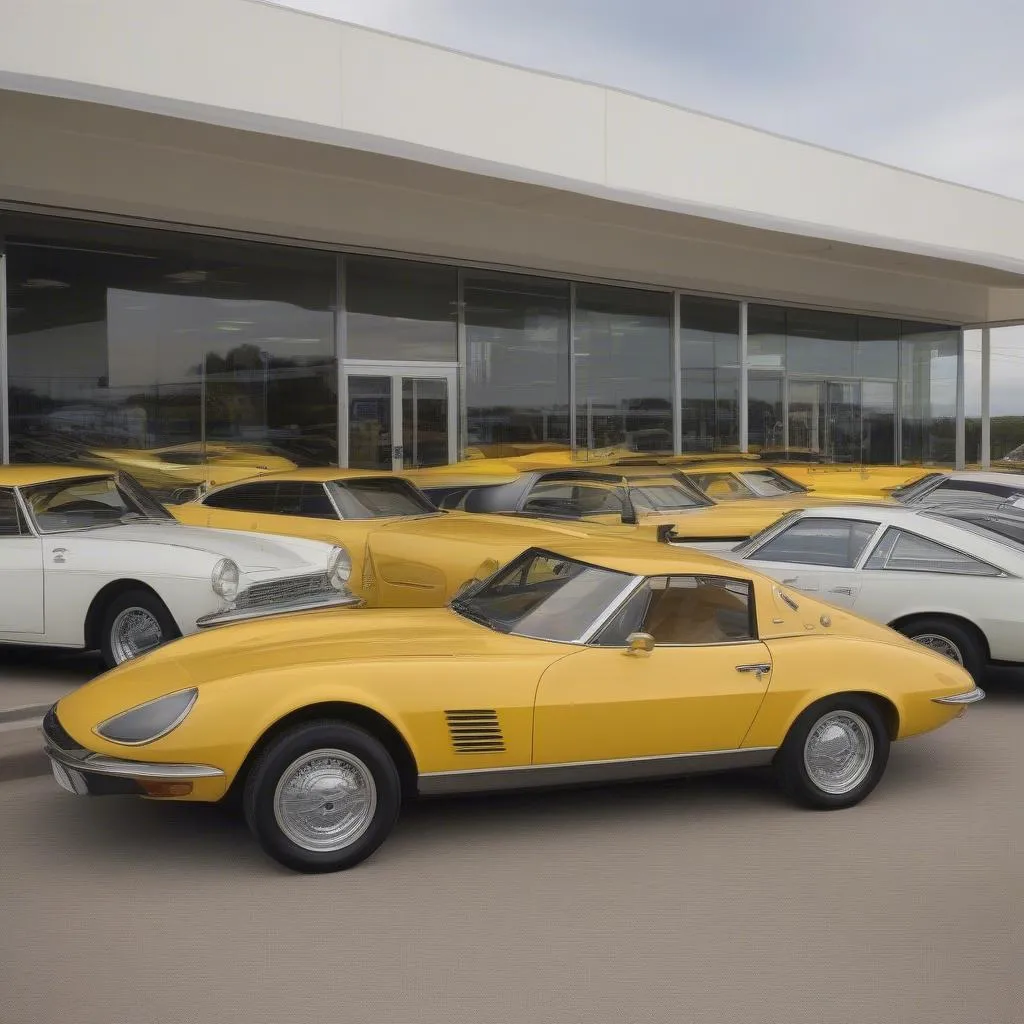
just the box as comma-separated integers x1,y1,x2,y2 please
269,0,1024,199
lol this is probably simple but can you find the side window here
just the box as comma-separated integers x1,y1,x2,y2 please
274,483,336,519
864,528,1000,576
202,482,279,513
750,518,878,568
523,482,621,516
0,490,23,537
692,473,750,499
594,575,754,646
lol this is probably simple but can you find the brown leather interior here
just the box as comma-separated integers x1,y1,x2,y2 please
643,582,749,644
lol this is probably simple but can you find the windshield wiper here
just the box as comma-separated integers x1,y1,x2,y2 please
451,597,496,630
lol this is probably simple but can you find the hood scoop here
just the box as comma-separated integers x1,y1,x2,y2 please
445,709,505,754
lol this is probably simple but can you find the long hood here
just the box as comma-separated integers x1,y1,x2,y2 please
70,523,331,571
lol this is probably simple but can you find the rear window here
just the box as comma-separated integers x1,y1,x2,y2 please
929,509,1024,554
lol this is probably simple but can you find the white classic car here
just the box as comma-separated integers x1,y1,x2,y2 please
893,470,1024,507
718,502,1024,680
0,466,357,666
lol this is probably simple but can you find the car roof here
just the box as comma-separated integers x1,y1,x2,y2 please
0,465,113,487
525,535,759,578
207,468,409,486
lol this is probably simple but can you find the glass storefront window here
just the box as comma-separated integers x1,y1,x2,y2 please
4,217,336,497
574,285,673,452
747,305,786,371
464,271,570,457
748,373,784,451
987,327,1024,461
900,323,958,464
345,257,457,361
963,329,982,464
679,297,740,452
786,309,856,377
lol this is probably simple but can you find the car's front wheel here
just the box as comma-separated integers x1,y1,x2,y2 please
773,695,890,809
243,721,401,873
100,589,181,668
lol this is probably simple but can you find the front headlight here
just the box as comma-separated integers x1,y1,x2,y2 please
94,688,198,746
327,545,352,590
211,557,240,601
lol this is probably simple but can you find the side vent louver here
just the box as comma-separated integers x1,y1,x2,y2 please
445,709,505,754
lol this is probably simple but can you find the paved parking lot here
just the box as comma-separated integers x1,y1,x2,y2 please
1,668,1022,1024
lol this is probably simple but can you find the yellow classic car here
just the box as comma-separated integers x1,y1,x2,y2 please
43,538,983,873
84,442,297,500
170,468,663,606
422,466,896,548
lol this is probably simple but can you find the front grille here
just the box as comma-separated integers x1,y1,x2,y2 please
42,704,86,754
445,709,506,754
236,572,333,610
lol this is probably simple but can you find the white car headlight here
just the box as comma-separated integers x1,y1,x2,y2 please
95,688,198,745
211,558,240,601
327,545,352,590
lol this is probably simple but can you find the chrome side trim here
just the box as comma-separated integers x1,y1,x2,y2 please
417,747,777,795
43,742,224,780
932,687,986,705
195,591,361,628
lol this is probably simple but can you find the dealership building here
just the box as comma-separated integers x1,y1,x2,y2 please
2,0,1024,476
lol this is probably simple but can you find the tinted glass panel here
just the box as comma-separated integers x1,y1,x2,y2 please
5,216,337,498
866,529,998,576
679,297,740,453
328,478,436,518
202,483,279,512
752,518,879,568
574,285,673,451
401,377,449,468
901,323,958,464
465,271,570,457
348,376,392,471
273,483,336,519
345,257,457,361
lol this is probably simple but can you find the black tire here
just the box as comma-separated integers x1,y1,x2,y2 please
893,616,985,682
773,694,890,810
243,720,401,874
99,588,181,668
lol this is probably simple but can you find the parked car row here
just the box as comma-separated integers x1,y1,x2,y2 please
0,450,1011,875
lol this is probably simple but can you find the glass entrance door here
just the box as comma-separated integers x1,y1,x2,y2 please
345,365,457,471
787,378,893,463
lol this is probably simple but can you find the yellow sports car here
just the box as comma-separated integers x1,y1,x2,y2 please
43,538,983,873
171,468,662,606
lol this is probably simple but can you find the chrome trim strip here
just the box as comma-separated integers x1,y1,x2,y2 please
44,742,224,780
195,591,361,628
417,746,777,795
932,687,986,705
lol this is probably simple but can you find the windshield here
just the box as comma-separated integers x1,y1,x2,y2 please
21,472,174,534
328,478,437,519
927,509,1024,554
890,473,945,502
451,550,634,643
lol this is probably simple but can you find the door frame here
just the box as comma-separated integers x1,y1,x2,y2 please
341,360,459,471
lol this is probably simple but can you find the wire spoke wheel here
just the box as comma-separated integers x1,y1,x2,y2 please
109,606,164,664
802,710,875,796
911,632,964,665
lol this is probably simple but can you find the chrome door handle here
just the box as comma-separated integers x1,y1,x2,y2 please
52,547,68,564
829,586,855,596
736,662,771,678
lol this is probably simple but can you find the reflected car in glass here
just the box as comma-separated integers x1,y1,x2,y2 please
0,466,356,667
43,539,981,874
721,502,1024,680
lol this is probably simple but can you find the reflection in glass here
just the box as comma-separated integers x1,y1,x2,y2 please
346,257,457,361
401,377,449,468
5,216,337,499
679,297,740,452
786,309,856,377
963,329,982,464
861,380,896,464
748,373,784,451
348,376,392,470
900,323,958,464
464,271,569,457
574,285,673,451
986,327,1024,461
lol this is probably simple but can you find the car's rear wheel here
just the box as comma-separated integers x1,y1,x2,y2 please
99,589,180,668
893,616,984,682
243,721,401,873
773,695,890,809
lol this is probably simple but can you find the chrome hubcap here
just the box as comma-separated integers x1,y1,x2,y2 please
273,748,377,853
109,607,163,664
912,633,964,665
803,710,875,795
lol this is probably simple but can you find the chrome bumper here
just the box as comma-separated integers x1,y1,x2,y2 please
195,591,361,629
932,686,986,705
45,742,224,781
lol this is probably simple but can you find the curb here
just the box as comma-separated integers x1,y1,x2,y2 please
0,703,53,726
0,722,49,783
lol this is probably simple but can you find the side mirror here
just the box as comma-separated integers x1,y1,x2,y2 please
624,631,655,655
